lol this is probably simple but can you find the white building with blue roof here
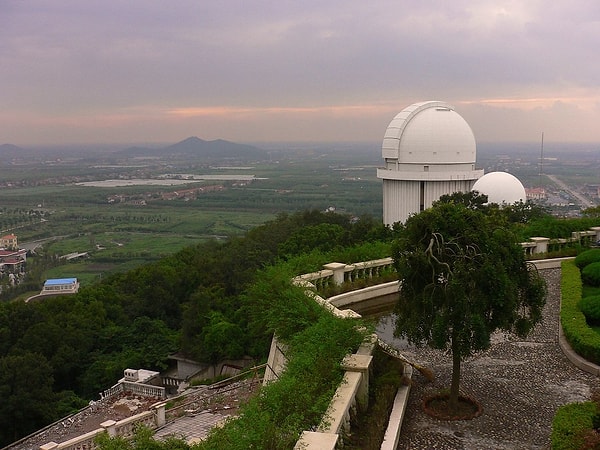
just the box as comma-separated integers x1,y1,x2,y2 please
41,278,80,295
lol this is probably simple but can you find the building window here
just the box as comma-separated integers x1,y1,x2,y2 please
424,165,429,172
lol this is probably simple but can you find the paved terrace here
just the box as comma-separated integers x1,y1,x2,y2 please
7,379,261,450
393,268,599,450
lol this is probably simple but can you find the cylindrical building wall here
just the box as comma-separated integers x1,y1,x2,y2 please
378,101,483,225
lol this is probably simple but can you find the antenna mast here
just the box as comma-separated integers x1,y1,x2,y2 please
539,132,544,188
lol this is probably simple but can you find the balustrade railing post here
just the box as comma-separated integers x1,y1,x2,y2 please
323,263,347,286
530,237,550,254
101,420,117,437
154,402,166,427
592,227,600,243
341,354,373,411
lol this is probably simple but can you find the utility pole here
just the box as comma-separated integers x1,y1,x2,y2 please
538,132,544,188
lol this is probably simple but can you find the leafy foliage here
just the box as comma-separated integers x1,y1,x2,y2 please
575,249,600,270
551,400,599,450
582,262,600,287
197,280,366,450
560,260,600,365
392,194,547,410
0,352,56,445
0,210,390,446
582,205,600,218
579,295,600,324
519,216,600,240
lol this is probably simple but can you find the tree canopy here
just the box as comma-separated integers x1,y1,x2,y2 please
0,209,391,446
392,194,547,410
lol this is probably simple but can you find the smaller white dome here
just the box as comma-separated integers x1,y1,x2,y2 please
472,172,526,205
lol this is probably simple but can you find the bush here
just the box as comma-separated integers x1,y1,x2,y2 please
580,295,600,324
575,249,600,270
198,298,367,449
560,260,600,364
551,401,598,450
582,262,600,287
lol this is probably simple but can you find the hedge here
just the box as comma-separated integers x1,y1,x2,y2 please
574,248,600,270
560,260,600,364
580,295,600,324
551,401,598,450
582,261,600,287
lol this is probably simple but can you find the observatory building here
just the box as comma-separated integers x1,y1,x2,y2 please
377,101,484,225
472,171,526,205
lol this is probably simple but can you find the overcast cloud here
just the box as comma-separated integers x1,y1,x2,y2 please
2,0,600,146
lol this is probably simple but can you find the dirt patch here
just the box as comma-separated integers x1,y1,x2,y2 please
423,393,483,421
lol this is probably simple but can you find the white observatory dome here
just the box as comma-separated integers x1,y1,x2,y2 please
472,171,526,205
382,101,476,164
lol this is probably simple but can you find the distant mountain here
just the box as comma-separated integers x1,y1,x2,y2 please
0,143,33,158
117,137,267,160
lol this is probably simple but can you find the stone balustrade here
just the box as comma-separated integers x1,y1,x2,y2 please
521,227,600,256
283,268,403,448
101,381,165,401
39,404,165,450
296,228,600,291
294,258,395,291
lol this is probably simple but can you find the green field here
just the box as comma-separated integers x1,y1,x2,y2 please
0,148,383,288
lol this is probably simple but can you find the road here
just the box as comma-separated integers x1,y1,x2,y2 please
20,236,67,253
546,174,594,209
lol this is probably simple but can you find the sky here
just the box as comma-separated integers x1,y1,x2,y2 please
2,1,600,147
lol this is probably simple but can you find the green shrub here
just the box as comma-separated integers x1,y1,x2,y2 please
575,249,600,270
197,264,368,449
582,262,600,287
551,401,598,450
579,295,600,324
560,260,600,364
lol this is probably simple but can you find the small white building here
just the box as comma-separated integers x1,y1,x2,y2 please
41,278,80,295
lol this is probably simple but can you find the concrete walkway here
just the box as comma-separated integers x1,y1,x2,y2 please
153,412,227,444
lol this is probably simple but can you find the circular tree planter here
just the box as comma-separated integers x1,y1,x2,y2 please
423,392,483,420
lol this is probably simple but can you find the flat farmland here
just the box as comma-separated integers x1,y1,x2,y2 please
0,144,382,287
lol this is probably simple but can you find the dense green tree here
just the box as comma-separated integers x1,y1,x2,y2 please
438,190,490,210
179,286,227,359
392,195,547,411
278,223,347,257
0,352,55,446
200,311,246,363
582,205,600,218
502,200,550,223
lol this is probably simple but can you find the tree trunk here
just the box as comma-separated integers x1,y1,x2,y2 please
449,336,461,412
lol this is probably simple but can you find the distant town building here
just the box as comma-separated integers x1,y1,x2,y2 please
0,248,27,273
377,101,483,225
583,184,600,199
526,187,547,201
0,233,18,250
